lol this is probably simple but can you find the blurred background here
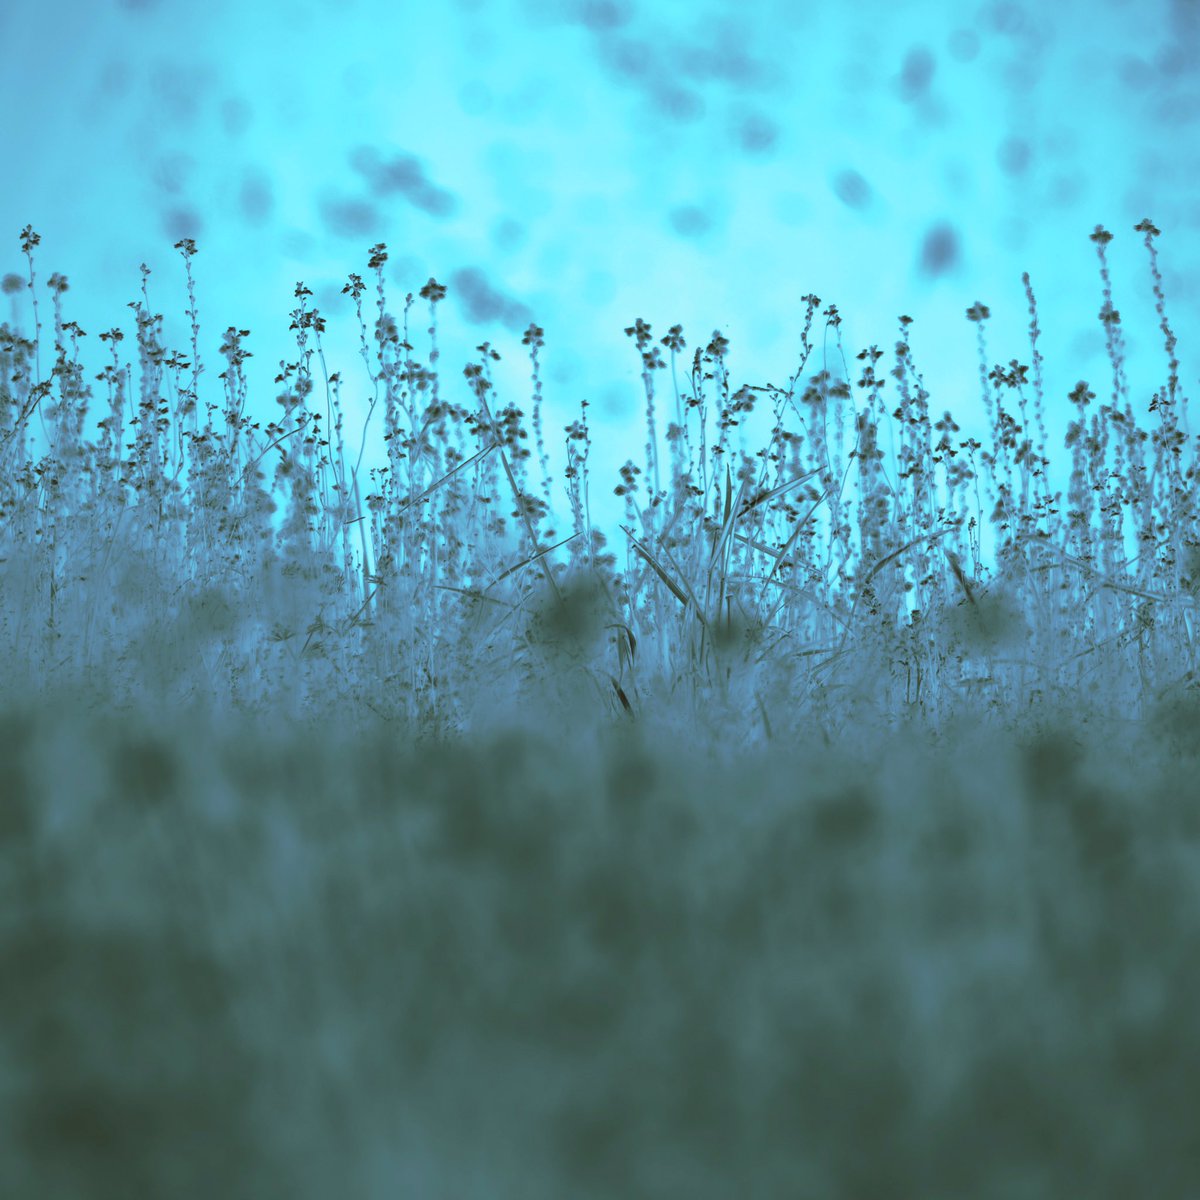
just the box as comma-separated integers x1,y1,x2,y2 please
1,0,1197,547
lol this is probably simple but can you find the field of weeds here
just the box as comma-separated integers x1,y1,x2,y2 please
2,221,1199,1196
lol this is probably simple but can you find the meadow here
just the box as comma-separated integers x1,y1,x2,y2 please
2,219,1199,1196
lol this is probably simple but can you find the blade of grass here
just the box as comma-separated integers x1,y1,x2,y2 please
488,530,581,588
396,441,498,518
832,523,962,657
621,523,705,624
763,488,830,590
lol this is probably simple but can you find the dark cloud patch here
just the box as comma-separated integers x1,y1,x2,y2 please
737,112,778,155
1158,42,1195,79
997,137,1032,176
586,20,765,123
348,147,460,219
1049,172,1085,208
652,87,704,122
491,218,527,253
239,171,273,226
449,267,533,331
162,207,203,242
149,62,209,127
577,0,632,30
152,152,193,196
984,2,1028,37
317,283,345,312
1120,55,1155,91
319,197,380,238
898,47,936,101
601,36,654,82
832,169,874,211
96,61,132,103
918,221,961,279
682,38,768,90
669,205,711,238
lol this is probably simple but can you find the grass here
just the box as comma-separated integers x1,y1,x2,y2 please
2,221,1197,750
2,219,1199,1196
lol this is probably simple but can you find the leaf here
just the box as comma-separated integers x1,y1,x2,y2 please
621,524,701,619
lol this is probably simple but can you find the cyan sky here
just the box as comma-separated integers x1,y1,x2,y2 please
2,0,1197,550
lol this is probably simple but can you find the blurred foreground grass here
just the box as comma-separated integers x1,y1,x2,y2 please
3,685,1199,1199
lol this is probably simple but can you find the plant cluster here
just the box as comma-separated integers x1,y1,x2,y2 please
0,221,1194,749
